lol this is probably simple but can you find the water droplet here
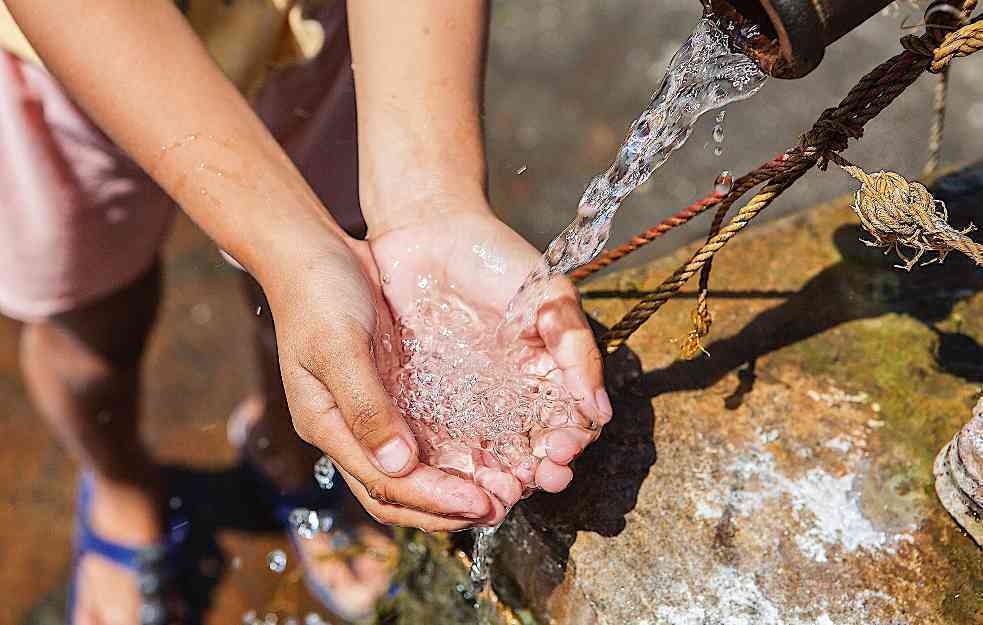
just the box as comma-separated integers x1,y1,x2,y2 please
381,273,391,284
714,171,734,195
713,145,724,157
314,456,336,489
242,610,258,625
267,549,287,573
289,508,321,540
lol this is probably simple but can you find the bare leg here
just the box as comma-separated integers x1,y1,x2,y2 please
20,264,163,624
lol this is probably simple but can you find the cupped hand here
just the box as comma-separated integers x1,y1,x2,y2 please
369,207,610,514
259,227,499,532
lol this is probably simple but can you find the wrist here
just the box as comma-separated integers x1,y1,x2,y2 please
225,201,353,288
361,175,492,237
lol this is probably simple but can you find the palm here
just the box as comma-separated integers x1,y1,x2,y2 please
369,211,606,501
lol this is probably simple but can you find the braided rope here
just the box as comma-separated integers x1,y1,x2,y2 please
570,160,784,282
602,155,814,353
595,10,983,354
925,16,983,72
924,68,948,176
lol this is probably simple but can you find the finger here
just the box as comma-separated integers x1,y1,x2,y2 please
341,470,479,533
535,459,574,493
302,323,419,476
478,493,509,527
536,283,611,427
474,467,523,510
532,426,597,465
508,455,538,486
287,365,494,519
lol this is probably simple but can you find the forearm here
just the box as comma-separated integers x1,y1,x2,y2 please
5,0,348,280
347,0,492,235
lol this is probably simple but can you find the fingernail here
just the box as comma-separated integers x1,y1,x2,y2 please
375,437,412,474
595,389,613,422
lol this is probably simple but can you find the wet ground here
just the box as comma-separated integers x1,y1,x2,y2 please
3,1,982,623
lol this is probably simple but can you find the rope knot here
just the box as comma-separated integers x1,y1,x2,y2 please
901,33,939,59
841,165,983,270
801,110,864,170
679,305,712,360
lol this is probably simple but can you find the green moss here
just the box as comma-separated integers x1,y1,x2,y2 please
777,301,983,623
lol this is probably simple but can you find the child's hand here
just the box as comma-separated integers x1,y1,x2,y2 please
261,233,499,531
369,208,611,514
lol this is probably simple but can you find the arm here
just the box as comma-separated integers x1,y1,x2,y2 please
6,0,335,278
348,1,609,498
347,0,492,236
5,0,496,530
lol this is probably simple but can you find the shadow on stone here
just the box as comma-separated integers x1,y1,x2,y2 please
638,163,983,401
492,316,657,622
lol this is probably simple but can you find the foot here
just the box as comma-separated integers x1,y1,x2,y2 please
229,396,399,620
72,475,166,625
293,499,399,622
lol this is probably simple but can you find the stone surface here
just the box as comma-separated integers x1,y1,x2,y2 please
394,163,983,625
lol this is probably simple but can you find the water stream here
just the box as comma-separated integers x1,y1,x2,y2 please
501,15,765,338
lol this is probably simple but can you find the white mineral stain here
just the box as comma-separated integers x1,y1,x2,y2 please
654,566,903,625
823,435,853,453
726,452,912,559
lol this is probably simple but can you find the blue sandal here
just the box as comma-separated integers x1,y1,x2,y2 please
68,473,223,625
243,459,400,623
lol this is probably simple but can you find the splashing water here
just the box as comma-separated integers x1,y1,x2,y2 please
380,281,588,484
267,549,287,574
504,16,766,331
313,455,335,490
712,110,727,156
469,526,498,594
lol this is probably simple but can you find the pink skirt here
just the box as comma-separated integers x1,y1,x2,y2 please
0,2,361,321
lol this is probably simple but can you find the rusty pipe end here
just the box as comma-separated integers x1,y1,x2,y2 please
708,0,895,79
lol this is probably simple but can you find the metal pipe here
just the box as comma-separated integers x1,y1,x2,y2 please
707,0,895,78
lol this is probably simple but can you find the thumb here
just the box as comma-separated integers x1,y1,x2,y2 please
306,323,420,477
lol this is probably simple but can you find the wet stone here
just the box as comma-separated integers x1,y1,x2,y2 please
392,162,983,625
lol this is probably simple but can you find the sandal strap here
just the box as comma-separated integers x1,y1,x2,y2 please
74,473,197,625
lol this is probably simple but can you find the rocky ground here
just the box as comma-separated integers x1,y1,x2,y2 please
395,163,983,625
3,1,982,624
